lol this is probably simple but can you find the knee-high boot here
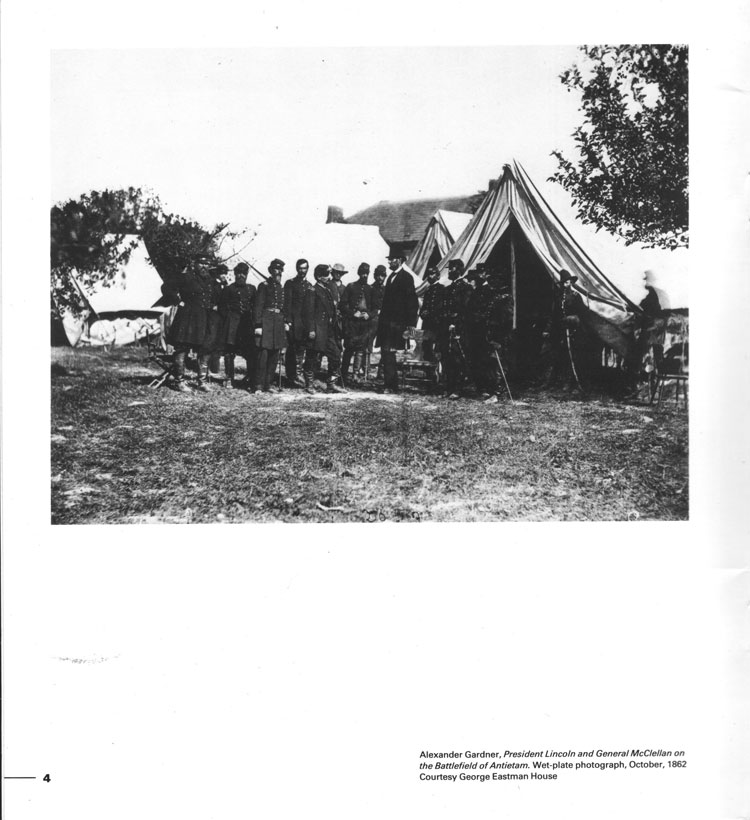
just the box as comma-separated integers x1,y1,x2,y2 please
224,354,235,385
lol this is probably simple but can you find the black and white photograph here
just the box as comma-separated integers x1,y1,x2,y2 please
3,4,749,820
50,45,689,523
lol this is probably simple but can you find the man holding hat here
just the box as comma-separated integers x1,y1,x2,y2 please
252,258,289,393
438,259,472,399
283,258,312,386
217,262,256,387
302,264,346,393
375,250,419,394
340,262,373,385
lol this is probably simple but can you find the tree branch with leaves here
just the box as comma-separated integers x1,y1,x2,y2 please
550,45,688,251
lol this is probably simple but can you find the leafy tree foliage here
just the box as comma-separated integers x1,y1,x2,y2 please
550,45,688,250
51,188,229,316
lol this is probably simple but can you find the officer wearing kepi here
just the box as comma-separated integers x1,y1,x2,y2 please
438,259,472,399
302,264,346,394
283,258,312,386
252,258,288,393
217,262,256,388
419,265,445,362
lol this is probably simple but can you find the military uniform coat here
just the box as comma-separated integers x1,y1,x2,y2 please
375,268,419,350
302,282,341,353
439,278,472,338
419,282,445,338
283,276,312,343
218,282,256,349
167,267,218,349
254,279,286,350
340,279,373,348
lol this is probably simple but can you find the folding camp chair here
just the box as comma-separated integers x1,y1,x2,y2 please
650,343,688,410
395,328,440,391
146,333,174,388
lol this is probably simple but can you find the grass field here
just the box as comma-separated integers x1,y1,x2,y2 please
51,346,688,523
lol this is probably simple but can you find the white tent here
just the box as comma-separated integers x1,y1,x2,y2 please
408,209,473,279
55,235,166,346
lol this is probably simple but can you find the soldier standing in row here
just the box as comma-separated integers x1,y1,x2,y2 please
217,262,256,388
439,259,472,399
283,258,312,387
541,269,586,391
330,263,347,304
419,266,444,362
207,263,229,384
464,265,493,396
253,258,288,394
340,262,372,386
168,255,218,393
467,267,514,403
302,264,346,394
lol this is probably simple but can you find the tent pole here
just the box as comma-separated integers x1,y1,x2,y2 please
510,227,517,330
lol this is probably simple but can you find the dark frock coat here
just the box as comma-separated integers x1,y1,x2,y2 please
253,279,287,350
167,268,218,349
375,268,419,350
217,282,256,350
302,282,341,354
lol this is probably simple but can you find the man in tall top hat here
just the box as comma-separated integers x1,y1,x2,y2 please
302,264,346,394
252,258,288,393
375,249,419,394
283,258,312,386
217,262,256,387
340,262,373,385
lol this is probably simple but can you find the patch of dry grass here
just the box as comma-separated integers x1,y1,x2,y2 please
51,347,688,523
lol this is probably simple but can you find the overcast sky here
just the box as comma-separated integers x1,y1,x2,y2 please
51,47,689,304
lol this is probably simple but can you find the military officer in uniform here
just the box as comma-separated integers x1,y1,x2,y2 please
467,266,514,402
438,259,472,399
302,264,346,394
329,263,348,303
283,258,312,386
418,265,444,362
252,258,289,393
168,256,218,392
217,262,256,388
542,269,586,391
340,262,372,385
207,263,229,384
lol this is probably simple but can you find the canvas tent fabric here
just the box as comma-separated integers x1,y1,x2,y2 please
55,235,166,346
438,160,639,320
407,210,473,279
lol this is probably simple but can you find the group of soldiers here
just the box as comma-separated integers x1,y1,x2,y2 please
166,254,390,394
166,249,584,399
